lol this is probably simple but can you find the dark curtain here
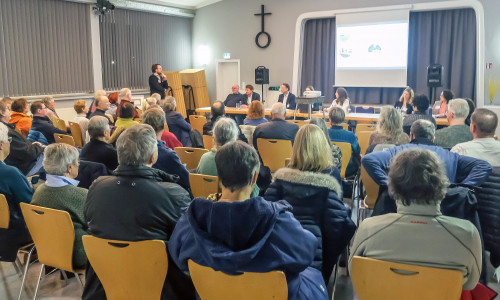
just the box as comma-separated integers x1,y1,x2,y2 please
407,8,476,102
300,8,476,105
301,18,336,103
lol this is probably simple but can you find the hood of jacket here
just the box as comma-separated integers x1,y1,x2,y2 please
272,167,342,196
112,164,179,183
186,196,292,270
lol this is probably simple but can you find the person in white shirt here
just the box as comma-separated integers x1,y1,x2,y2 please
329,87,350,114
73,100,89,143
277,83,296,110
451,108,500,166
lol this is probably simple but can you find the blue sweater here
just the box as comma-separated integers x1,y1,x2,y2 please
328,126,360,177
152,140,191,195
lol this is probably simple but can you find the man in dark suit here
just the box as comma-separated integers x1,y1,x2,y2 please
277,83,296,110
252,102,299,151
243,84,260,104
223,84,245,107
149,64,169,99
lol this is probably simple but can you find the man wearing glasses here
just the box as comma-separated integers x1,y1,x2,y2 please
29,101,68,144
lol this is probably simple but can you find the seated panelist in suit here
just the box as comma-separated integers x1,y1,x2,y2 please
244,84,260,104
277,83,296,110
149,63,169,99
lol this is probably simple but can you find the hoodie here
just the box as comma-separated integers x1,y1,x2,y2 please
8,111,32,136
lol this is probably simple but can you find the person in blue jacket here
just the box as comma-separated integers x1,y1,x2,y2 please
163,96,192,147
169,141,328,300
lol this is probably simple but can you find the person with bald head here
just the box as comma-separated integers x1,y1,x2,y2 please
86,89,107,118
223,84,245,107
89,95,113,125
252,102,299,151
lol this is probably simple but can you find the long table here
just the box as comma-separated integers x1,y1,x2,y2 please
195,107,449,126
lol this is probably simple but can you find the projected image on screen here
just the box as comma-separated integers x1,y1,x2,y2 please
336,22,409,70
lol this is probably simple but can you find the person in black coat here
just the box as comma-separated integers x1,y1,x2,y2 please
80,116,118,171
149,64,169,99
163,97,192,147
29,101,68,144
83,124,195,300
203,100,248,143
277,83,296,110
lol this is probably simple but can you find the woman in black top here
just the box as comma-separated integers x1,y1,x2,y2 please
394,86,414,115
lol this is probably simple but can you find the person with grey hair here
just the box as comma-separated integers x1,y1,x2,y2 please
409,119,436,144
43,96,59,118
80,116,118,170
31,143,88,269
351,148,482,291
434,98,473,149
83,124,195,300
142,107,191,193
0,122,34,262
89,95,113,125
116,88,139,119
252,102,299,151
163,96,192,147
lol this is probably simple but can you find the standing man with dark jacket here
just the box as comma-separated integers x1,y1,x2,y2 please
29,101,68,144
278,83,296,110
83,124,195,300
149,64,169,99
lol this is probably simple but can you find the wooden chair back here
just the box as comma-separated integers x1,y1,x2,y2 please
286,119,308,127
68,121,84,147
189,115,207,133
356,131,372,156
188,260,288,300
351,256,462,300
356,124,376,132
189,174,219,198
203,135,215,150
82,236,168,300
54,134,76,147
332,141,352,179
174,147,209,170
52,117,67,131
360,166,379,209
256,139,293,173
164,123,169,132
20,203,76,272
0,194,9,229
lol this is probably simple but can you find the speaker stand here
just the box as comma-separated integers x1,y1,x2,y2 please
261,84,265,103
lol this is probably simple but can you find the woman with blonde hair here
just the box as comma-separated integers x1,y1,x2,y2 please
265,124,356,283
394,86,414,114
141,97,157,113
369,106,410,146
243,100,268,126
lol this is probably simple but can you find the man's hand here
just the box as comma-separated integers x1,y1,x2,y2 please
161,73,167,80
33,141,46,148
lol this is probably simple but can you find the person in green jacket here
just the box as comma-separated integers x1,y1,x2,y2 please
31,143,88,269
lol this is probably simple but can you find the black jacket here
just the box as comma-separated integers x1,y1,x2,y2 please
476,167,500,267
265,168,356,282
83,165,195,300
252,118,299,151
278,92,296,109
30,116,68,144
76,160,112,189
3,122,44,175
80,139,119,171
149,74,169,99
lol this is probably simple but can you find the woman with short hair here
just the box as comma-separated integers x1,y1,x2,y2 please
73,100,89,142
9,98,32,136
31,143,88,269
115,102,139,129
243,100,268,126
265,124,356,282
369,106,410,146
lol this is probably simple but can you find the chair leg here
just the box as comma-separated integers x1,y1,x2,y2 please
60,269,69,285
33,264,45,300
74,273,84,288
18,246,35,300
12,261,21,275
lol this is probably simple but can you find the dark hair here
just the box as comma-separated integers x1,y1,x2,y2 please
282,83,290,91
441,89,455,103
471,108,498,137
11,98,28,113
215,141,260,192
151,64,160,73
410,119,435,140
120,102,135,119
336,87,348,106
412,94,430,112
245,84,254,91
30,101,44,115
464,98,475,126
211,100,225,119
247,100,265,119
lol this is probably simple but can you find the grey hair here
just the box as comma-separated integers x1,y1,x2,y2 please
388,148,449,205
271,102,286,115
163,96,176,112
116,124,158,166
0,122,8,142
42,96,54,106
329,107,345,124
142,107,166,133
151,93,161,102
213,117,238,148
94,89,106,99
448,98,470,119
42,143,79,176
118,88,131,102
410,119,435,140
88,116,110,139
377,106,404,136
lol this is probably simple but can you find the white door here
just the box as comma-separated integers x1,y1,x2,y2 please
216,59,240,102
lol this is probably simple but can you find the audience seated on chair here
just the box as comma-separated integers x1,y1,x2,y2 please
328,87,350,115
203,100,248,142
243,100,268,126
8,98,32,136
252,102,299,151
105,92,119,118
29,100,68,144
434,98,473,149
86,90,106,118
350,148,482,291
402,94,436,135
89,95,113,125
31,143,88,269
163,96,192,147
73,100,90,143
168,141,328,300
83,124,195,300
368,106,410,148
142,107,191,194
0,122,33,262
394,86,414,115
0,101,45,176
309,117,342,170
115,102,139,129
196,117,259,197
43,96,59,119
80,116,118,171
328,107,360,178
265,124,355,282
115,88,139,119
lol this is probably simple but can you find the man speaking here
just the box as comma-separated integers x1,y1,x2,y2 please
149,64,169,99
